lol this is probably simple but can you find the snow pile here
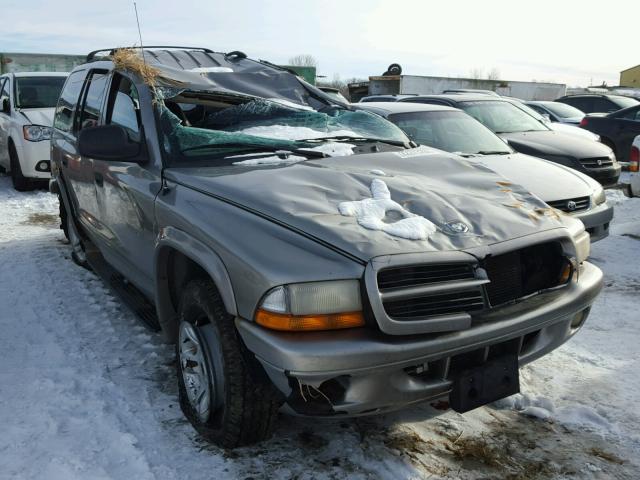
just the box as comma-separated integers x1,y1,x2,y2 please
231,154,308,166
338,179,437,240
495,393,616,432
370,169,387,176
239,125,358,140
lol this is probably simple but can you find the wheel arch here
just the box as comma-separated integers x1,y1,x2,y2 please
155,226,238,343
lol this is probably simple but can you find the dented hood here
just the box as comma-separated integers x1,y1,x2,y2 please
165,149,571,261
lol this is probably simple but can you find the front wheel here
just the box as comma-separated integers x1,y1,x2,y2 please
9,143,30,192
177,279,281,447
58,193,88,268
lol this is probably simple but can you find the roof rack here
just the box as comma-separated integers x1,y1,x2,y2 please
86,46,215,63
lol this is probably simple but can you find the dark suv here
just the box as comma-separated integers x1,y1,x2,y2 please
398,94,621,186
555,94,638,114
49,47,602,447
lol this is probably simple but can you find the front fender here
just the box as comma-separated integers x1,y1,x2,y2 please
154,226,237,341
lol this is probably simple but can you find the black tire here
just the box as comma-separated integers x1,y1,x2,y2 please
58,193,89,269
9,142,30,192
177,279,281,447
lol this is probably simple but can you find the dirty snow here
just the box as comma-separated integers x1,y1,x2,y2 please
1,174,639,479
231,154,308,166
339,179,437,240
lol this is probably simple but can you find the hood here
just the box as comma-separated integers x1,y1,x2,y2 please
549,122,598,141
499,130,612,158
166,149,573,261
17,108,55,127
471,153,594,202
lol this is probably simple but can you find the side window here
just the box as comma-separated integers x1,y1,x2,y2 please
597,98,618,113
621,107,640,121
77,71,109,130
54,70,86,133
106,75,141,140
0,78,10,108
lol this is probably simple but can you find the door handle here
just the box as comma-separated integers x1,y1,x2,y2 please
94,172,104,187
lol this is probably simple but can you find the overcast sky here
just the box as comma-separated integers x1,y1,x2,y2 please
0,0,636,87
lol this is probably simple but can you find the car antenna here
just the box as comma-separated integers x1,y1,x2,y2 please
133,1,147,66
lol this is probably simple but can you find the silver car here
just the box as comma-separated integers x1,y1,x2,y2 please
356,102,614,242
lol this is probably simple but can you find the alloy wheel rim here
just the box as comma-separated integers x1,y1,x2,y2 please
179,321,212,422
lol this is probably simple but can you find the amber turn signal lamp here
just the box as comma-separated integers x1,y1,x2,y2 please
558,261,573,284
255,309,365,332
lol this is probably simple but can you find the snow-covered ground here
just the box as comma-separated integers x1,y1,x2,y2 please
0,175,639,480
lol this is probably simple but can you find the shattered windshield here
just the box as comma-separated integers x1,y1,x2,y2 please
158,92,411,165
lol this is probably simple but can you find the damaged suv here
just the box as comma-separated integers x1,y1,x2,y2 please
50,47,603,447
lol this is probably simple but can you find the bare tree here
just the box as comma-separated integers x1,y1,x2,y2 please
469,68,484,79
486,68,501,81
288,54,318,68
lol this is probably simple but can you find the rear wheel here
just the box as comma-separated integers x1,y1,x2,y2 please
9,143,30,192
177,279,281,447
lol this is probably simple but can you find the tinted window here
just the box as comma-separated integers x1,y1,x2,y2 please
563,97,593,113
107,75,140,140
388,110,511,155
54,71,86,132
595,98,619,113
610,96,639,110
527,104,547,115
541,102,584,118
459,100,548,133
15,76,67,109
0,78,9,108
78,71,109,130
620,106,640,121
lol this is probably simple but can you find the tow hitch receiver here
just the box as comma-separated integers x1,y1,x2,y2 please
450,354,520,413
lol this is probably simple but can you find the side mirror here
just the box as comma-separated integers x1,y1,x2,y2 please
78,125,143,161
1,98,9,114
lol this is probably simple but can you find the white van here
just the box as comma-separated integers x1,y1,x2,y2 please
0,72,68,190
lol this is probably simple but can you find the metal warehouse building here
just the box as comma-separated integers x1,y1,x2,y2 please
620,64,640,88
0,52,84,74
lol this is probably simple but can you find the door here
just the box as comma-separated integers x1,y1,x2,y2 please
0,77,11,168
51,69,91,215
613,106,640,161
92,72,162,296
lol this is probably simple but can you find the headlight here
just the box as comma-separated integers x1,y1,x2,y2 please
23,125,52,142
256,280,364,331
574,231,591,264
592,186,606,205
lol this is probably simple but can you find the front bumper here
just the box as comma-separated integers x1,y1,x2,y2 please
584,164,621,187
14,140,51,179
237,261,603,417
572,201,614,242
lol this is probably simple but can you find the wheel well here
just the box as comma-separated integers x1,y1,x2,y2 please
156,247,223,342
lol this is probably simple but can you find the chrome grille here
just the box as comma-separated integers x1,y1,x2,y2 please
579,157,613,168
546,196,590,213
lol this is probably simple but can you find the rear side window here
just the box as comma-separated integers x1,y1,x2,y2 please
78,71,109,130
564,97,593,113
0,78,10,107
106,75,141,140
54,70,86,133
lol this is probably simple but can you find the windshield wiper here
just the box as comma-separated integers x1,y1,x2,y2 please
475,150,511,155
298,135,410,148
180,142,329,158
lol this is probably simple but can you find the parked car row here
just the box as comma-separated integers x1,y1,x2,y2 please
0,47,608,448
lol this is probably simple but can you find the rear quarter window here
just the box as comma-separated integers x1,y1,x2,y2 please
53,70,86,133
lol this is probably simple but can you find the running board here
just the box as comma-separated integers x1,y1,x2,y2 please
85,249,161,332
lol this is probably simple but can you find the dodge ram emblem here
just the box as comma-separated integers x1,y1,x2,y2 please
597,159,603,166
567,200,577,211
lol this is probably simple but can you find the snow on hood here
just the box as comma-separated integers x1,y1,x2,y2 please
166,150,579,261
338,179,437,240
